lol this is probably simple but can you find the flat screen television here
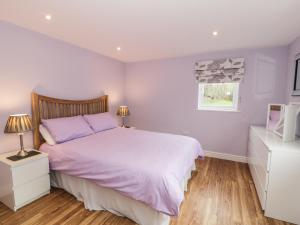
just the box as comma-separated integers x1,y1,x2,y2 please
293,58,300,96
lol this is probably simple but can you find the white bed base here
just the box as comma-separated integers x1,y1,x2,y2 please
51,162,196,225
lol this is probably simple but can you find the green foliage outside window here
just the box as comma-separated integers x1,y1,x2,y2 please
202,83,234,107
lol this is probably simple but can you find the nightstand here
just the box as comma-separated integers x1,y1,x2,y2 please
0,150,50,211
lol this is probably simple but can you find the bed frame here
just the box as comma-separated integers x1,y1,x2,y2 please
30,92,197,225
30,92,172,225
31,92,108,149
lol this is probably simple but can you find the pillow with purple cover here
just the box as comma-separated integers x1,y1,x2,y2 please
83,112,118,133
42,115,94,144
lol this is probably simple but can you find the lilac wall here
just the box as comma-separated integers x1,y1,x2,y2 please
125,47,288,156
0,21,125,154
286,36,300,103
0,20,292,157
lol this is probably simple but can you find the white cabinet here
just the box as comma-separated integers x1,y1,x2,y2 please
248,126,300,224
0,150,50,211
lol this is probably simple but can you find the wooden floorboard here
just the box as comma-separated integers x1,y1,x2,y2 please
0,157,293,225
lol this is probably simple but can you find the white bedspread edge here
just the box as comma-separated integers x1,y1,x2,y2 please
50,161,197,225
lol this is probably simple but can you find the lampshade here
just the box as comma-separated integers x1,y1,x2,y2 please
4,114,33,134
116,106,130,117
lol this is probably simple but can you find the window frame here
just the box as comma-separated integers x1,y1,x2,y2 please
197,82,240,112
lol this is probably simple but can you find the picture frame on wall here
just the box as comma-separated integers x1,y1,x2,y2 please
292,57,300,96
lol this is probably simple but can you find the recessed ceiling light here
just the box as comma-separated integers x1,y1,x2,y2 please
45,14,52,21
212,31,218,36
116,47,121,51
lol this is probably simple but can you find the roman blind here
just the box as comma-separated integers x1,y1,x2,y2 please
195,58,245,83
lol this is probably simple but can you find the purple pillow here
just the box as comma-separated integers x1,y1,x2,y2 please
83,112,118,133
42,115,94,144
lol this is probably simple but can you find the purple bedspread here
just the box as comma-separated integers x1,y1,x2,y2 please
40,127,203,216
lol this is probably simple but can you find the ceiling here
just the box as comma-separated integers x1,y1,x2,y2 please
1,0,300,62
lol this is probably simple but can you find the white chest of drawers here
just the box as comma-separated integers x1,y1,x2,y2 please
0,150,50,211
248,126,300,224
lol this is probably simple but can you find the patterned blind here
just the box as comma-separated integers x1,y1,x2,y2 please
195,58,245,83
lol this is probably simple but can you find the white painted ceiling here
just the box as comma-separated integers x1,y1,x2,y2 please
1,0,300,62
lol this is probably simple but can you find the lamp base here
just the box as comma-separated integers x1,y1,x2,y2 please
16,149,29,157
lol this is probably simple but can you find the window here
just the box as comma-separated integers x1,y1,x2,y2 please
195,57,244,111
198,83,239,111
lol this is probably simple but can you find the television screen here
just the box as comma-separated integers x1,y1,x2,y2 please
293,58,300,96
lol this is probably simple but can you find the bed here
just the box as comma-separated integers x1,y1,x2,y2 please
31,92,204,225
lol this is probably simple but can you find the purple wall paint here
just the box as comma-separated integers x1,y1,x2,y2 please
0,20,294,157
125,47,288,156
0,21,125,154
286,36,300,103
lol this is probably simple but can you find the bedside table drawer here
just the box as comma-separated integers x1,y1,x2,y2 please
14,174,50,208
12,157,49,187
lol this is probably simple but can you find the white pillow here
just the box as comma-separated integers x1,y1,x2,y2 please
39,124,56,145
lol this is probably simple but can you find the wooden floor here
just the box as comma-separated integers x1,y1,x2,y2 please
0,157,293,225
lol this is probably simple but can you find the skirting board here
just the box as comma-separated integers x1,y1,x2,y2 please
204,150,248,163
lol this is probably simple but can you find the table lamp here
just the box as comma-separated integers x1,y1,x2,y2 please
116,106,130,127
4,114,33,157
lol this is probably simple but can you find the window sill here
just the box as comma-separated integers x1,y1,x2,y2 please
197,107,240,112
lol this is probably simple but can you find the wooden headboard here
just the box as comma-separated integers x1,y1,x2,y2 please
31,92,108,149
